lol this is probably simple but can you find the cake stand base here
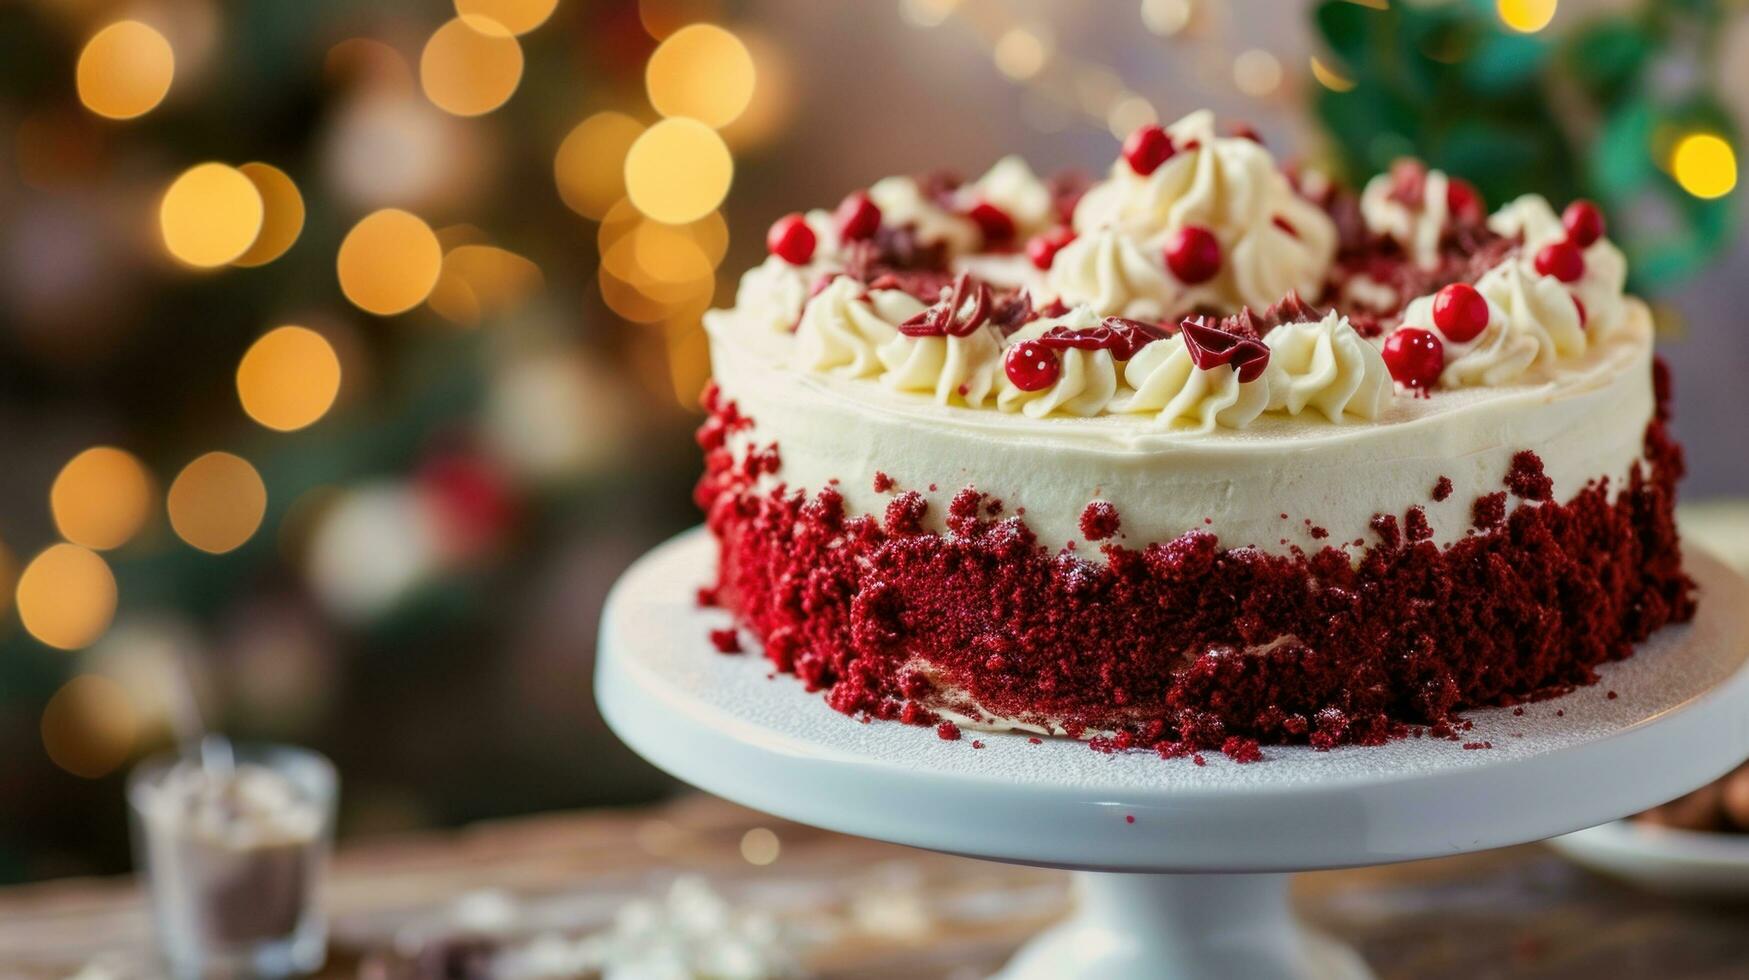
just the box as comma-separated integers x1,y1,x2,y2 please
994,872,1368,980
598,529,1749,980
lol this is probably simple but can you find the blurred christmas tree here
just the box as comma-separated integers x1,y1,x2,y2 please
0,0,782,881
1309,0,1740,292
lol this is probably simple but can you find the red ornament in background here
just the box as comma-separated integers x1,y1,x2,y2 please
418,452,517,558
834,191,881,242
967,202,1016,244
1431,283,1489,343
767,213,816,265
1004,340,1061,391
1025,226,1076,270
1446,178,1485,223
1164,225,1221,284
1121,124,1175,176
1562,200,1605,248
1382,328,1445,389
1534,240,1585,282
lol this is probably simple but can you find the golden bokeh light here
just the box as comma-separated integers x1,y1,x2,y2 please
420,16,524,117
159,162,265,268
167,452,268,554
646,24,757,129
232,163,305,267
76,20,175,120
1106,94,1157,141
237,326,342,431
1233,48,1283,98
1496,0,1557,34
42,674,137,779
1671,133,1738,200
1140,0,1193,36
427,244,544,326
16,544,117,651
1310,56,1356,93
624,118,734,224
454,0,558,36
664,318,712,409
900,0,961,28
337,208,444,315
51,447,155,551
993,28,1049,81
739,826,781,866
555,112,645,220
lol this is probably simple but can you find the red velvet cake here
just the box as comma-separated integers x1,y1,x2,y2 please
695,110,1694,758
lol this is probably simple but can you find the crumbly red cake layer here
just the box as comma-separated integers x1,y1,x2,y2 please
693,381,1694,754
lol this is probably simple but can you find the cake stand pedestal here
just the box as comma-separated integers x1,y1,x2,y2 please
597,529,1749,980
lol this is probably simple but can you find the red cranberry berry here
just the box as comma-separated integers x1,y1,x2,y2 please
1534,240,1585,282
1382,328,1445,390
1005,340,1061,391
834,191,881,242
1446,178,1484,223
1431,283,1489,343
1122,124,1175,176
1164,225,1221,284
967,202,1016,244
1572,294,1587,328
1562,200,1604,248
1026,226,1076,270
767,213,816,265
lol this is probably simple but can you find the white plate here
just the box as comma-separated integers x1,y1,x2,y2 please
1548,819,1749,896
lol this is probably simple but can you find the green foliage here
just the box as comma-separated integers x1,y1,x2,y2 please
1310,0,1739,293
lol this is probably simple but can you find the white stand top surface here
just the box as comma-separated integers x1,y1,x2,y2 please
597,528,1749,873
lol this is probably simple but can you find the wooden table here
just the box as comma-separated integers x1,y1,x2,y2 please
1,794,1744,979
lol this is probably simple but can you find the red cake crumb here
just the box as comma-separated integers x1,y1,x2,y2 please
1309,525,1329,540
696,585,718,607
884,491,928,535
1506,451,1554,501
936,721,962,741
1462,741,1493,750
1513,707,1525,716
1193,754,1208,766
1222,736,1263,763
1404,506,1433,543
1556,709,1564,716
1607,690,1618,700
708,628,742,654
1079,500,1121,541
873,471,895,493
1028,736,1042,744
1125,814,1136,824
971,739,985,749
1472,492,1507,530
1433,476,1453,502
694,382,1693,753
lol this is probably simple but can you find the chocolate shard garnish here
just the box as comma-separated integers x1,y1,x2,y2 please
1256,290,1326,331
898,272,993,337
1179,315,1272,383
988,289,1039,333
1037,316,1168,362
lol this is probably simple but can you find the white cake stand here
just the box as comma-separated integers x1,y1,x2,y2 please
596,528,1749,980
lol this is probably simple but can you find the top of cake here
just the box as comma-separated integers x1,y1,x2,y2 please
705,109,1646,437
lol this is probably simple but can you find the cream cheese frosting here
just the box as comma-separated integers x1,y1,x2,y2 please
1062,110,1338,314
1262,312,1391,422
705,299,1656,557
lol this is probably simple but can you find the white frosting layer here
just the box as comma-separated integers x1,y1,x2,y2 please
706,300,1656,557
